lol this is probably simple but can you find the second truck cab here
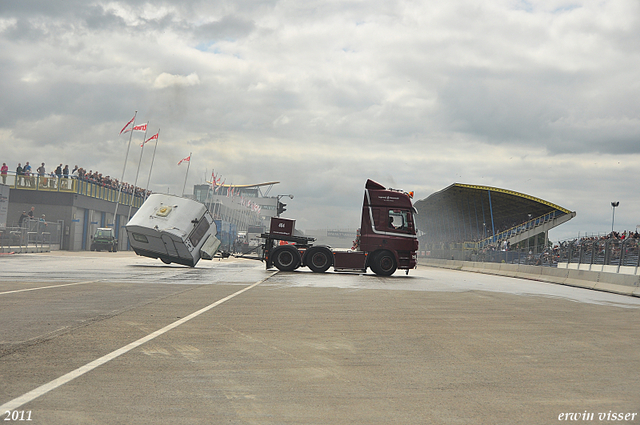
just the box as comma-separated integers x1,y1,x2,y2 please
357,179,419,274
262,179,418,276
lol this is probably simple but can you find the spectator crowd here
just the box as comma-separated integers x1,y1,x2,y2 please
4,161,151,198
560,230,640,247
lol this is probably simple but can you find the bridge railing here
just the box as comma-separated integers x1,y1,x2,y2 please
477,210,564,248
2,172,144,208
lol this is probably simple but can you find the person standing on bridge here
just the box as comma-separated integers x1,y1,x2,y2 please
1,162,7,185
23,162,32,187
15,163,23,186
37,163,46,187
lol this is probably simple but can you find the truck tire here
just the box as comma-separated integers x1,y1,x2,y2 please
272,245,301,272
371,251,397,276
305,247,333,273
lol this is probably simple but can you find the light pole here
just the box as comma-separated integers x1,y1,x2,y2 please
611,201,619,233
276,194,294,217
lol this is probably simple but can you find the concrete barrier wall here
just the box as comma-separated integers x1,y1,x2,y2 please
417,258,640,297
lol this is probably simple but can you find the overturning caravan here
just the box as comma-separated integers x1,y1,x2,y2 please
126,193,221,267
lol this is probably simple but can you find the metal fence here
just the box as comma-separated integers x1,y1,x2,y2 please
556,238,640,268
421,238,640,274
0,219,63,253
422,243,557,266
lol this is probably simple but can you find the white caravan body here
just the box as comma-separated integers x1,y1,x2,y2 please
126,193,221,266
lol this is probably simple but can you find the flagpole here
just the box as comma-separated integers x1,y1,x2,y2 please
206,169,214,212
127,122,149,221
181,152,191,197
114,111,137,228
143,129,160,202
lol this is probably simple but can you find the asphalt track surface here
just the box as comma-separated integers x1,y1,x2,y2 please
1,251,639,424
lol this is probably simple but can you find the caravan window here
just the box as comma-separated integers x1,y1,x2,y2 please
131,233,149,243
189,218,210,246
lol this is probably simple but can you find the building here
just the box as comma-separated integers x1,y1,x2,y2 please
3,174,143,251
192,182,280,232
414,183,576,259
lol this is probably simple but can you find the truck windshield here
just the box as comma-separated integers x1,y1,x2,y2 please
388,210,412,232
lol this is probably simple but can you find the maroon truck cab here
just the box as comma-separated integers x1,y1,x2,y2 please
260,179,418,276
357,179,419,274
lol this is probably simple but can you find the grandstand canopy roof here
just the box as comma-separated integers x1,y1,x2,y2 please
414,183,574,244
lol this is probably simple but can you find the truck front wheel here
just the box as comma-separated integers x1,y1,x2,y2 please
371,251,397,276
272,245,301,272
305,247,333,273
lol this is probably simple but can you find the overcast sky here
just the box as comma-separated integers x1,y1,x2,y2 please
1,0,639,240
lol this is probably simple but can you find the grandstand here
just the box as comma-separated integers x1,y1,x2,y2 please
414,183,576,260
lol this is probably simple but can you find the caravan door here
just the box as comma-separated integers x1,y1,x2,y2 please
161,234,179,258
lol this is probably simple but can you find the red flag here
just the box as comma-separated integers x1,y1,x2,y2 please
119,114,136,135
177,155,191,165
215,179,225,193
125,123,148,134
211,171,217,189
141,131,158,147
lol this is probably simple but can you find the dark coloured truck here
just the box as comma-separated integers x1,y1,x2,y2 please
261,179,418,276
90,228,118,252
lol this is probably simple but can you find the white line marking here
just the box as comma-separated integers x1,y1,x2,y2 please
0,280,101,296
0,272,277,411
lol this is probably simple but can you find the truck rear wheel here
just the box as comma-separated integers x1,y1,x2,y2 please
305,247,333,273
371,251,397,276
272,245,301,272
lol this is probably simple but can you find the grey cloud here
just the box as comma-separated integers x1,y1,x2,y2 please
1,0,640,235
0,0,88,18
434,66,640,154
193,15,255,42
82,6,128,31
2,18,48,42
